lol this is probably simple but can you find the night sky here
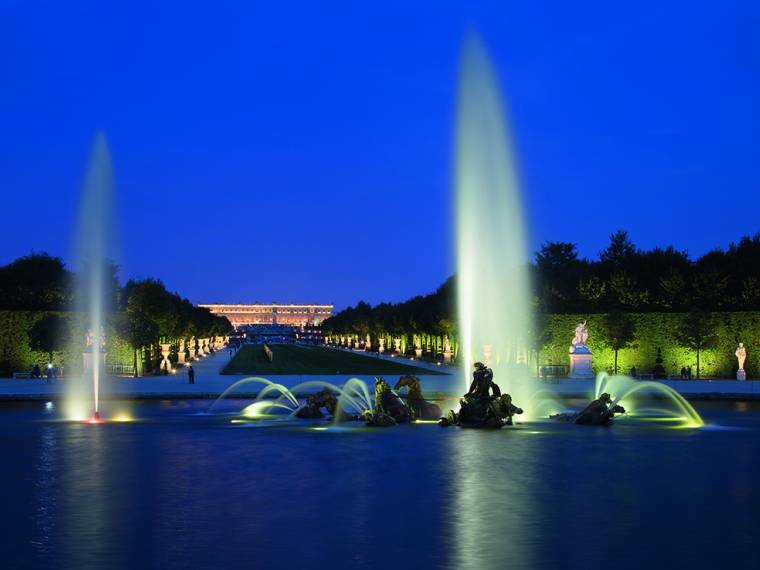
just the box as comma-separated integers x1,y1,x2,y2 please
1,1,758,310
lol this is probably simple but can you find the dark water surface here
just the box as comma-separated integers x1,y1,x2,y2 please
1,399,758,570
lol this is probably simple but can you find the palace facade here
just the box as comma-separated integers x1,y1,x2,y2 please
199,303,334,328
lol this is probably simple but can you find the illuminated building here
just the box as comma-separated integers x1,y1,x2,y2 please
199,303,333,328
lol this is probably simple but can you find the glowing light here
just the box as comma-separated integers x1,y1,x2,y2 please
311,427,329,431
413,420,439,424
595,373,704,427
45,401,54,411
113,414,133,422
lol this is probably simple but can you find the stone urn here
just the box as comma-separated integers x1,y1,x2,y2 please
160,343,171,373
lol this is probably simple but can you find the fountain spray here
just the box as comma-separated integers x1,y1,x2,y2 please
455,35,536,414
68,132,117,422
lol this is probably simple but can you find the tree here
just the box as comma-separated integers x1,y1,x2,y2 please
114,311,159,377
610,272,647,308
599,311,636,375
577,276,606,304
124,279,182,340
0,253,72,310
659,268,688,309
535,242,584,312
674,310,717,379
29,314,71,362
600,230,636,267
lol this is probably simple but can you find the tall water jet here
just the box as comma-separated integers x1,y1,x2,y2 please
66,133,118,421
455,36,535,412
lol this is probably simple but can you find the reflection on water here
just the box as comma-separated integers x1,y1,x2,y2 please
448,430,534,570
33,426,58,556
2,400,760,570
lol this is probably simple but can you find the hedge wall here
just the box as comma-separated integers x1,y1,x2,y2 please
0,311,134,377
328,312,760,378
543,312,760,378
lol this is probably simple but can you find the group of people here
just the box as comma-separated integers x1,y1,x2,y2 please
679,366,694,380
29,363,60,382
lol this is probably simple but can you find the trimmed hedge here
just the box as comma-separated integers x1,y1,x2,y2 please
542,312,760,378
328,312,760,378
0,311,134,377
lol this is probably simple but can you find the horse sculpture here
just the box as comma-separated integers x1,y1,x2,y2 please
363,377,412,426
294,388,339,419
394,375,441,420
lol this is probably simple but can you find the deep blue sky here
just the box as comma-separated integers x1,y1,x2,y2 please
1,1,759,310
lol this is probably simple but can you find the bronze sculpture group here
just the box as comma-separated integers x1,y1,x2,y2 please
289,362,625,428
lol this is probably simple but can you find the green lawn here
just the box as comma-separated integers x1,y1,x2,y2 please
221,344,449,375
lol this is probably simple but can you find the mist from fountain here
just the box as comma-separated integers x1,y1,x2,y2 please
455,36,535,414
65,133,118,421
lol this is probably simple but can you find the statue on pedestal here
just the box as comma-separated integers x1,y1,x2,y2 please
736,342,747,381
569,321,593,378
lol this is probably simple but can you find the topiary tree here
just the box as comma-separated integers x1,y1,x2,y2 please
28,314,71,362
114,311,159,377
674,310,717,379
599,311,636,375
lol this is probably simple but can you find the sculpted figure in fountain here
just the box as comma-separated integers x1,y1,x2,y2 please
394,375,441,420
439,363,523,428
363,377,411,426
551,392,625,425
295,388,340,419
736,342,747,381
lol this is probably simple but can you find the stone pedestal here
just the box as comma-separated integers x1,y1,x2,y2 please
83,351,107,373
415,349,423,358
393,338,401,354
378,338,385,353
178,340,186,365
737,369,746,381
569,345,594,379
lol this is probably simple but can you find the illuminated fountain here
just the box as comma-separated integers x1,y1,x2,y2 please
207,377,372,422
65,133,118,422
595,373,704,427
455,36,535,414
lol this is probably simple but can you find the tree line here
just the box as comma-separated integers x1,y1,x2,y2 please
0,253,231,375
323,233,760,378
